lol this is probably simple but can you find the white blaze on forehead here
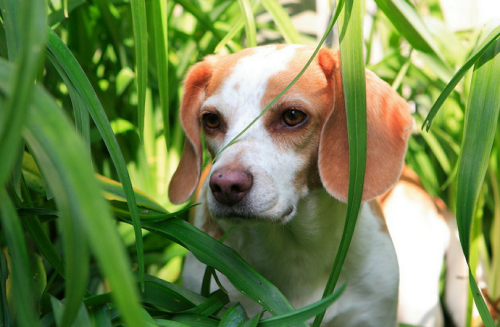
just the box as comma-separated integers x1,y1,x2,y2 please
204,45,305,142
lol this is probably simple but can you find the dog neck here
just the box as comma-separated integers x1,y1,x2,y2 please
215,190,351,296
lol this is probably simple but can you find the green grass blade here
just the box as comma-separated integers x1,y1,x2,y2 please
90,305,113,327
423,25,500,131
455,40,500,326
0,0,46,192
130,0,148,142
260,282,345,327
18,174,63,273
261,0,301,44
174,0,224,40
0,0,20,59
374,0,452,80
219,304,248,326
0,192,39,327
0,59,145,327
238,0,257,48
0,249,13,327
313,0,366,325
214,19,246,53
125,217,305,324
45,28,145,288
152,0,170,150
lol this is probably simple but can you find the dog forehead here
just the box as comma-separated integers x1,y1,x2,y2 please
204,45,305,109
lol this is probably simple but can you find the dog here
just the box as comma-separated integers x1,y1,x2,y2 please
168,45,469,326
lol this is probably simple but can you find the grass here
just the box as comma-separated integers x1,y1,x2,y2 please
0,0,500,326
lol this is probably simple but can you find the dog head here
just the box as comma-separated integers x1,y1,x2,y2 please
168,45,412,223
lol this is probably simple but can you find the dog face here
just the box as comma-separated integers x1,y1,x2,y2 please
169,45,413,224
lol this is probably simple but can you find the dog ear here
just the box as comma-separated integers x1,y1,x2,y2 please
317,48,413,202
168,61,213,204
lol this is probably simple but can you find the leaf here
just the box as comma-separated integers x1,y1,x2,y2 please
374,0,452,81
123,217,304,324
0,0,46,192
261,0,301,44
45,27,145,288
0,193,38,327
455,39,500,326
0,58,145,327
130,0,148,142
259,282,345,327
238,0,257,48
152,0,170,149
423,25,500,130
313,0,365,324
219,303,248,326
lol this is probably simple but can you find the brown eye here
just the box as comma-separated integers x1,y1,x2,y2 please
203,113,220,129
282,109,307,127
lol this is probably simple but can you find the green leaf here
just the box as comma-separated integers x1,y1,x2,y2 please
152,0,170,149
183,290,229,316
238,0,257,48
239,310,262,327
261,0,301,44
313,0,365,325
45,27,145,289
455,39,500,326
260,282,345,327
0,193,39,327
51,296,92,327
0,0,46,192
124,217,303,323
374,0,452,81
130,0,148,142
162,315,219,327
423,25,500,130
0,58,144,327
219,303,248,326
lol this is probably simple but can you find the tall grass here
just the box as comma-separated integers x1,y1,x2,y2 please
0,0,499,326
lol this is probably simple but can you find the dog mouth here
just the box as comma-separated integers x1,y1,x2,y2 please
211,205,296,224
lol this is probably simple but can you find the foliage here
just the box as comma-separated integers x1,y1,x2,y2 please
0,0,499,326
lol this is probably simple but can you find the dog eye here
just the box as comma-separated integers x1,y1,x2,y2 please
203,113,221,129
282,109,307,127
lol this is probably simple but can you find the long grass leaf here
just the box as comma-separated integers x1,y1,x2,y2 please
455,40,500,326
260,282,345,327
45,28,145,288
374,0,452,81
0,250,12,327
313,0,366,325
0,192,39,327
423,26,500,130
130,0,148,141
0,59,145,327
238,0,257,48
174,0,224,40
152,0,170,150
124,217,304,324
0,0,46,192
261,0,301,44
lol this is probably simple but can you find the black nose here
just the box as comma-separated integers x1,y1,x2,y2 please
209,168,253,206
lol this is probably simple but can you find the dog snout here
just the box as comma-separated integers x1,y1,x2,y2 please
209,168,253,206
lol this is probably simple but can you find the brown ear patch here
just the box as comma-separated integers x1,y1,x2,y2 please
317,48,413,202
168,61,213,204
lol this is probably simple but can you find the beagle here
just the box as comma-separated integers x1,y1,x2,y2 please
168,45,468,327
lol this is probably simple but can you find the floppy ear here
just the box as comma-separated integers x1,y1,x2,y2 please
168,61,213,204
317,48,413,202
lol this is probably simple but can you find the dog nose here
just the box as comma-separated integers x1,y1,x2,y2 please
209,168,253,206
